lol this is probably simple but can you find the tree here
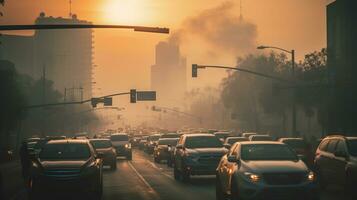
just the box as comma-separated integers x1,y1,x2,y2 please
221,53,292,133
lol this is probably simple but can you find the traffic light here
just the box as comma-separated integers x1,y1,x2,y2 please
103,97,113,106
192,64,198,78
130,89,137,103
91,98,100,108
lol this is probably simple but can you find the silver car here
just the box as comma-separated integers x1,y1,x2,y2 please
216,141,318,200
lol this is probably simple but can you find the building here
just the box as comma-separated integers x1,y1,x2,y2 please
0,12,94,101
327,0,357,133
151,41,187,107
34,12,94,100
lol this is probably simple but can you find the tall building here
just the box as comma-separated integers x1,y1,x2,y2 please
327,0,357,133
151,42,187,107
0,13,94,100
34,12,94,100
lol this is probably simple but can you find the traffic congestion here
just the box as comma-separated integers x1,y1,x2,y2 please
6,129,353,200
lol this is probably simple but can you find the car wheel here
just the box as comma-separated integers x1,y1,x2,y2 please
316,168,327,190
230,179,240,200
216,175,226,200
127,153,132,160
174,165,180,180
167,159,173,167
181,169,190,183
111,162,117,170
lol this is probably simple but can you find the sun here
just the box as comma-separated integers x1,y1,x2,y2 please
102,0,152,25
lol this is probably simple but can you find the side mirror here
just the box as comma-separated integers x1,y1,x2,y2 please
227,155,238,163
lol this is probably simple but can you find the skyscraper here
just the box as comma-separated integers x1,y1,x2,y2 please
151,41,187,107
34,12,94,100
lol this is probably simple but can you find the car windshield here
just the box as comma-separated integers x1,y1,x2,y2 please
283,140,306,149
185,136,223,148
161,134,180,138
347,139,357,156
90,140,112,149
39,143,91,160
215,133,230,139
241,144,298,161
110,135,128,141
227,138,248,145
251,136,273,141
158,139,178,145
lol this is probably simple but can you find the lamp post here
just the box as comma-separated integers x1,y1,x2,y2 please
257,45,297,136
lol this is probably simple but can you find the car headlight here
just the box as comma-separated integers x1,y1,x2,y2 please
306,171,315,182
244,172,261,183
125,143,131,149
168,147,172,152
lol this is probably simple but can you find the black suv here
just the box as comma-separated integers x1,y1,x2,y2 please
29,139,103,200
314,135,357,192
174,134,227,182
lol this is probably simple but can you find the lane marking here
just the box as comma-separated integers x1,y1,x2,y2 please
147,161,175,181
128,161,158,195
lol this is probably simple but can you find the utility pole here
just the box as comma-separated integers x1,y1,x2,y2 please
291,50,297,137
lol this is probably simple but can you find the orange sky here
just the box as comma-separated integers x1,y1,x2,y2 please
1,0,333,103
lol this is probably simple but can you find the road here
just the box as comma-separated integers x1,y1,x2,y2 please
2,149,354,200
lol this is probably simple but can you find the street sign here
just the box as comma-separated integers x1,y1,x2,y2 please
192,64,198,78
137,91,156,101
130,89,137,103
103,97,113,106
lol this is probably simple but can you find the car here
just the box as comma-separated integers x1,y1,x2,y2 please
174,134,228,182
160,133,181,139
248,134,273,141
110,133,132,160
28,139,103,200
223,137,249,149
314,135,357,193
90,139,117,170
242,132,257,138
139,136,148,150
154,138,179,163
214,132,231,143
146,134,161,154
279,138,313,168
216,141,318,200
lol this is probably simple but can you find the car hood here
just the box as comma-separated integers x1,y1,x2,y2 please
39,159,90,170
242,160,308,173
186,147,227,155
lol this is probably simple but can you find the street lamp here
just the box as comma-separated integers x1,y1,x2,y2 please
257,45,297,137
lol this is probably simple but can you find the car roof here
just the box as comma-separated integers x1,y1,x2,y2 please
159,138,179,140
46,139,89,145
226,136,246,139
89,138,110,142
184,133,215,137
279,137,303,140
239,141,284,145
111,133,128,136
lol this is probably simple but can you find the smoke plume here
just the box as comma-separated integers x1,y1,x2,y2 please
169,1,257,55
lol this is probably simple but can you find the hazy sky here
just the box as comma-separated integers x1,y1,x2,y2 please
1,0,333,99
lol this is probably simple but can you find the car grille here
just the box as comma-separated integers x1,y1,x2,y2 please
263,172,305,185
198,155,222,165
44,169,81,180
